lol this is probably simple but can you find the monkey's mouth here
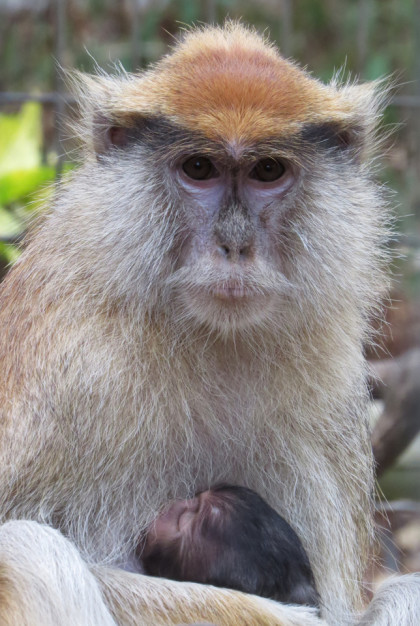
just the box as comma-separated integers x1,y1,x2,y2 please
209,281,252,301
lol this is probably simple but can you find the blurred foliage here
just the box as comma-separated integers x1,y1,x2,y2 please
0,103,55,201
0,103,59,268
0,0,417,85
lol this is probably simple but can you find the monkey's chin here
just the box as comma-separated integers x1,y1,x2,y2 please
180,289,275,335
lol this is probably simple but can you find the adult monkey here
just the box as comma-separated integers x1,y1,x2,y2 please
0,21,418,626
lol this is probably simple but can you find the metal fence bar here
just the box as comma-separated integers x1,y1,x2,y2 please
205,0,216,24
414,0,420,218
0,93,75,105
54,0,67,178
130,3,143,71
357,0,371,75
392,96,420,107
280,0,292,57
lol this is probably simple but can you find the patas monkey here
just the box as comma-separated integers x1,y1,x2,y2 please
0,21,418,626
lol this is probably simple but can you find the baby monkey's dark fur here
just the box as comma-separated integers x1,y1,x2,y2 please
143,485,320,608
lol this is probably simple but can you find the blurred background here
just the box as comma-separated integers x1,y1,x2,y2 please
0,0,419,592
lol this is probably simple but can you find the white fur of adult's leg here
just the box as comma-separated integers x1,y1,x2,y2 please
358,574,420,626
94,566,328,626
0,520,116,626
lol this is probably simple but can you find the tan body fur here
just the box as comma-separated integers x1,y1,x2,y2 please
0,22,418,625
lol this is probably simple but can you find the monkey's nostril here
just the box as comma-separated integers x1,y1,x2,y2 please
217,244,253,260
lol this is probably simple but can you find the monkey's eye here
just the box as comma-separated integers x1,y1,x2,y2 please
250,158,285,182
182,156,216,181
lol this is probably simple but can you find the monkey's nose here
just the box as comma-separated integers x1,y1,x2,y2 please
217,243,253,261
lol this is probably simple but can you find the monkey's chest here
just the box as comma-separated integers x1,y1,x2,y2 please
136,381,278,501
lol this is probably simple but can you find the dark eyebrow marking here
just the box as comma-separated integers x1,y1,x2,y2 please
299,122,359,151
101,114,361,168
110,115,222,162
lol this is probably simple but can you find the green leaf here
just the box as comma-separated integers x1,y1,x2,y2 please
0,102,43,176
0,242,20,265
0,205,21,237
0,167,55,205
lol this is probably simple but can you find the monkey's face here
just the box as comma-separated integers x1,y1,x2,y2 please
95,118,374,336
164,144,299,333
85,24,385,335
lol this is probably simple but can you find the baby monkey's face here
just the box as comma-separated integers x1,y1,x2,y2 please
142,489,228,580
146,495,200,545
145,490,223,547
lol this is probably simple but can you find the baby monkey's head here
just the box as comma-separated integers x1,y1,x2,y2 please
142,485,319,607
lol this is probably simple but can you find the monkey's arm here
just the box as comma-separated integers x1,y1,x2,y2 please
0,520,323,626
94,566,327,626
356,574,420,626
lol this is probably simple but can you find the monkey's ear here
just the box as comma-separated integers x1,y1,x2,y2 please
331,78,390,160
91,113,144,156
66,70,144,156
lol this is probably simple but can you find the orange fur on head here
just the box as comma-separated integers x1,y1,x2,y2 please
110,23,360,145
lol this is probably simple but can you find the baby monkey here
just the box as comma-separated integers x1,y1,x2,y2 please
141,485,320,608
